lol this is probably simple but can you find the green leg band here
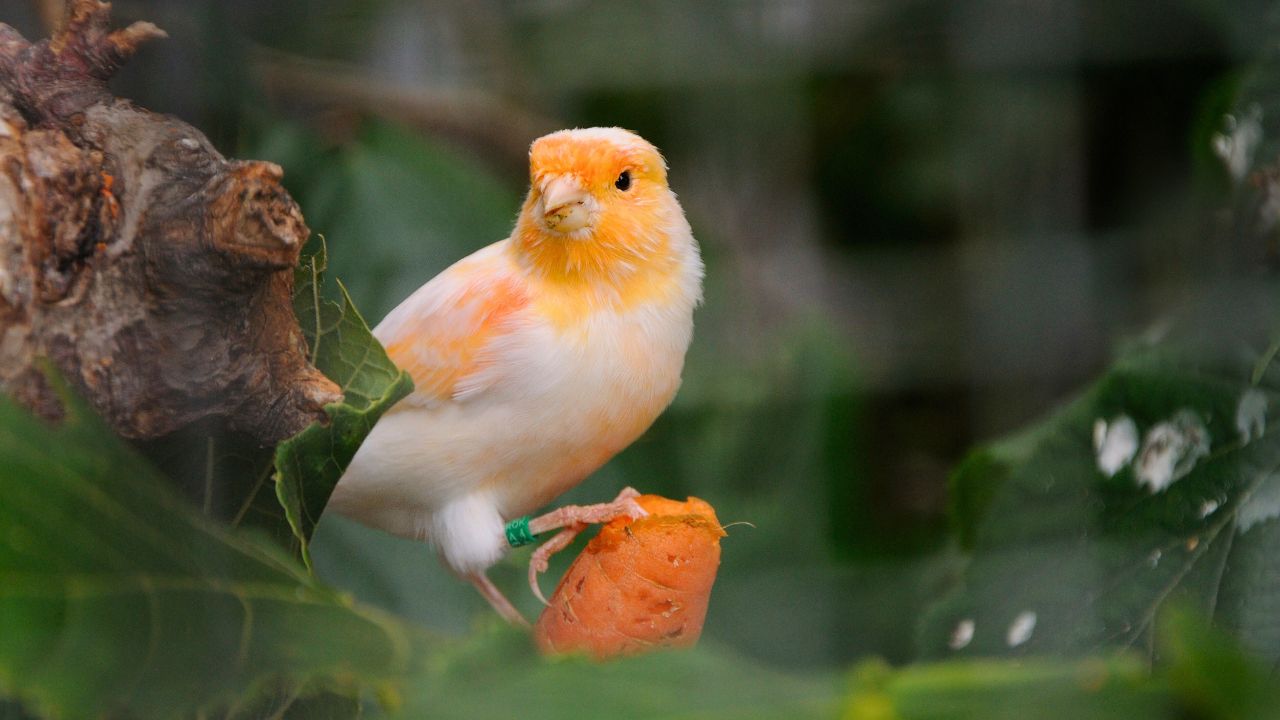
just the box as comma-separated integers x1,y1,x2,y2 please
504,516,538,547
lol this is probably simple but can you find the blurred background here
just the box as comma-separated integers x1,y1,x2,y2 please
6,0,1266,674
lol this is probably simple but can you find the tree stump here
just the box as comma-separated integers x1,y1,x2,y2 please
0,0,339,444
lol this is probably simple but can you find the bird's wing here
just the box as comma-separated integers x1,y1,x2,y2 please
374,242,532,408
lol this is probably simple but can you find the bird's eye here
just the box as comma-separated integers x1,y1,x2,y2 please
615,170,632,191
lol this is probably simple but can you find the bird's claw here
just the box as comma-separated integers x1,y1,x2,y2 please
619,497,647,521
529,565,549,606
528,524,583,605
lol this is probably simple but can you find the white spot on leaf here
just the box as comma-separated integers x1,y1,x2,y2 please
1212,104,1263,183
1006,611,1037,647
949,618,975,650
1236,388,1267,443
1199,498,1221,519
1261,182,1280,236
1148,549,1162,567
1239,471,1280,533
1094,415,1138,477
1135,410,1210,492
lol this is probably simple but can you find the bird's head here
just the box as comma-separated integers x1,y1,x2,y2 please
513,128,692,288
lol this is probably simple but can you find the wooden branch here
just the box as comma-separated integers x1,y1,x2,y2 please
0,0,340,443
252,48,557,171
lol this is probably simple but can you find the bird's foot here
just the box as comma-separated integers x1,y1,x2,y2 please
527,487,646,604
527,486,645,536
469,571,529,627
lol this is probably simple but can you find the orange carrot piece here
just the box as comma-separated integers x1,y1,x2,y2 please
533,494,725,659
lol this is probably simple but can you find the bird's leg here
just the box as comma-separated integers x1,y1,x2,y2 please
468,571,529,627
526,487,646,603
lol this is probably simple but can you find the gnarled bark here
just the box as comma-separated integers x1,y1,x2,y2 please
0,0,340,443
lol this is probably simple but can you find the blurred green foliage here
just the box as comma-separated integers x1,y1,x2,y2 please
6,0,1280,717
2,374,1276,719
0,374,416,718
253,120,519,320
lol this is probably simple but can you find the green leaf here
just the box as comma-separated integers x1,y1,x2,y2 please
394,628,838,720
845,608,1280,720
921,282,1280,663
221,682,364,720
1159,606,1280,720
844,655,1173,720
269,239,413,566
0,374,417,719
135,421,278,536
947,425,1043,551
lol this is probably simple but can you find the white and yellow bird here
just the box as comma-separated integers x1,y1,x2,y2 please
329,127,703,623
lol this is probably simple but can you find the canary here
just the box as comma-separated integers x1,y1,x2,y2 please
329,128,703,623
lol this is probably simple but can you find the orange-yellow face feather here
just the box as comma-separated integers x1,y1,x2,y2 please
528,128,668,192
512,128,682,298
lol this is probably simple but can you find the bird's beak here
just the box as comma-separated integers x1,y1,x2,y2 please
539,175,592,234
